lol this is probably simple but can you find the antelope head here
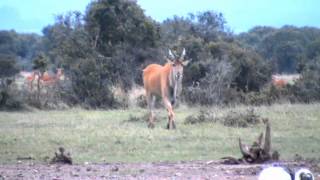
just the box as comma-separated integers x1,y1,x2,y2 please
167,48,189,105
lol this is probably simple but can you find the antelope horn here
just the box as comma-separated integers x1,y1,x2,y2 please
239,138,251,157
168,49,175,60
263,121,271,153
180,48,186,60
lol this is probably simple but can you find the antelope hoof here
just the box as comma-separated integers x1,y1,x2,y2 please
166,123,176,130
172,122,176,129
148,123,155,129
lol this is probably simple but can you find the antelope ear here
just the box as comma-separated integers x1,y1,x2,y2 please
182,60,190,66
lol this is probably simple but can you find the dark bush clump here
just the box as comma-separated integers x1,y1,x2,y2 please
222,109,261,128
184,108,262,128
184,110,216,124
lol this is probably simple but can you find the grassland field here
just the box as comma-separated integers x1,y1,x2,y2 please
0,103,319,165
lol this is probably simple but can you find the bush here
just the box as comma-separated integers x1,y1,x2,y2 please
289,59,320,102
184,108,262,128
183,59,235,105
182,43,272,106
68,57,119,109
244,57,320,104
126,114,144,122
239,84,285,105
184,110,216,124
0,80,23,110
222,108,261,128
124,113,166,123
0,54,21,110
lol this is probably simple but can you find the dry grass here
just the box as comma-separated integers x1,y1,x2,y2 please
0,103,319,164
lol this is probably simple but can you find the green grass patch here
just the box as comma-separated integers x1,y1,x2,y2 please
0,104,319,164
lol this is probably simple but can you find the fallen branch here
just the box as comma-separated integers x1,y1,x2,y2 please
50,147,72,165
222,119,279,164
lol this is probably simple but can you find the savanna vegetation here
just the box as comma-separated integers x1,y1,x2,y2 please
1,2,320,176
0,103,319,164
0,0,320,109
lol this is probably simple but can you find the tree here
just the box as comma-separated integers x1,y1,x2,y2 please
42,11,92,69
237,26,320,74
291,56,320,102
69,57,117,108
30,53,49,104
0,54,19,78
237,26,275,49
85,0,160,55
0,30,42,70
0,54,19,108
39,0,162,108
0,30,19,56
84,0,161,88
306,39,320,59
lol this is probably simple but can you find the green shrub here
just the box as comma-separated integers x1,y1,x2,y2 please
184,110,216,124
222,108,261,128
184,108,262,128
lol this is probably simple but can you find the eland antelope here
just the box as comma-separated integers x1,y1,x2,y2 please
40,68,65,85
143,48,189,129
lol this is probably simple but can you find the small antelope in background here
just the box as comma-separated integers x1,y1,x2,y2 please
20,68,65,90
272,74,300,88
143,48,189,129
40,68,65,85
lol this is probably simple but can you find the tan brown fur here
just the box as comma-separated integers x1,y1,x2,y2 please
143,49,188,129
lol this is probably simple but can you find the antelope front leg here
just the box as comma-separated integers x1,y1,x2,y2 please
163,98,175,130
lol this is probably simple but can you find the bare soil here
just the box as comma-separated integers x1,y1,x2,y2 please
0,160,319,180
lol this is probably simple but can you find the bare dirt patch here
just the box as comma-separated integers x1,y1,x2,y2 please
0,160,319,180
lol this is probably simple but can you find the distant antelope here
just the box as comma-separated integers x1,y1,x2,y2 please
272,74,300,88
20,71,39,90
40,68,64,85
143,48,189,129
20,68,64,90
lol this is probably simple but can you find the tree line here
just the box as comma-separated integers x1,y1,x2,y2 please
1,0,320,109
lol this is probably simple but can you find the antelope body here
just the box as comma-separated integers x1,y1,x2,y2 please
272,74,300,88
143,49,188,129
40,68,65,85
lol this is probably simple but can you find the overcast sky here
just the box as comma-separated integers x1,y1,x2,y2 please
0,0,319,34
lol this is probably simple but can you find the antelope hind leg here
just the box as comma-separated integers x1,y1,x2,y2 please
172,120,176,129
147,95,156,129
148,122,155,129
